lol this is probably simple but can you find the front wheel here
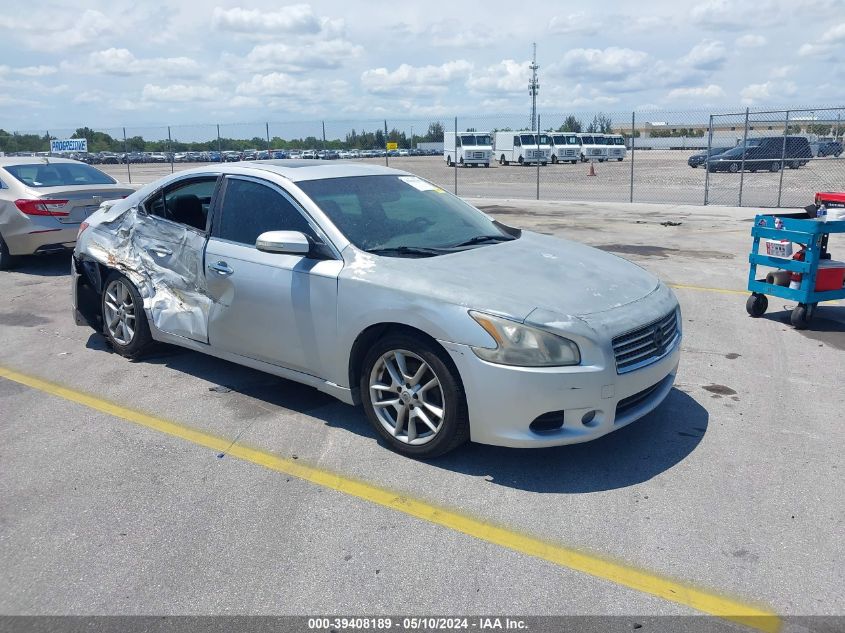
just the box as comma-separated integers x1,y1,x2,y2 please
728,162,739,173
499,154,507,166
101,272,153,358
769,161,780,172
446,156,453,167
551,155,558,164
361,334,469,458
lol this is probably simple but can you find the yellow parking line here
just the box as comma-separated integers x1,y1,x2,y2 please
669,283,748,296
0,364,780,632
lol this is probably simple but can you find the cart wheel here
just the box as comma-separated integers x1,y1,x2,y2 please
790,304,811,329
746,293,768,317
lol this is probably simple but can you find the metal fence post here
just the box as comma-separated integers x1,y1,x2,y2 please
167,126,174,173
321,120,326,153
629,111,635,202
704,114,713,205
738,108,749,206
777,110,790,208
536,114,541,201
216,124,221,159
45,130,50,153
123,127,131,184
266,122,271,152
454,116,458,195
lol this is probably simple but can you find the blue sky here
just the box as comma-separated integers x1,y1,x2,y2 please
2,0,844,133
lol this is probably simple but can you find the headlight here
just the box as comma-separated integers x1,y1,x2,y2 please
469,311,581,367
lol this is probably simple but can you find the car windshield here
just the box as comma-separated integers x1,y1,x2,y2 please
461,134,490,145
4,162,117,187
520,134,536,145
297,175,514,254
720,147,744,157
581,135,594,144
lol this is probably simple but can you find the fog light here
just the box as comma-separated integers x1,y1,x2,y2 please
581,410,597,426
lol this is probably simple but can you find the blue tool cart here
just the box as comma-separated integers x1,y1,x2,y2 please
746,212,845,329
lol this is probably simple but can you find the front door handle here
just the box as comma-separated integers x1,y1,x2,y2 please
208,261,234,276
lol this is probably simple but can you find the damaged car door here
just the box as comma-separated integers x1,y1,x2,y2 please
204,175,341,377
138,175,219,343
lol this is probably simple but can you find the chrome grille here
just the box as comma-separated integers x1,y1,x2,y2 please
612,310,679,374
470,151,484,159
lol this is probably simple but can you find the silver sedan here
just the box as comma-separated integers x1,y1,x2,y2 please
72,161,681,458
0,157,134,269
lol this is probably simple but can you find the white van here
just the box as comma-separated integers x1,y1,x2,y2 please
444,132,493,167
493,131,551,166
577,133,608,162
605,134,627,161
549,133,581,164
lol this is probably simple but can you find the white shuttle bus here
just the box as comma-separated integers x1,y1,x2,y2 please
577,133,608,162
605,134,627,161
549,133,581,164
493,131,551,166
444,132,493,167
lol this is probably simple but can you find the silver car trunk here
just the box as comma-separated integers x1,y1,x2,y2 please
34,187,135,224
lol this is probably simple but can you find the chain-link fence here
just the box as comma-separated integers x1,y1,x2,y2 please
1,105,842,208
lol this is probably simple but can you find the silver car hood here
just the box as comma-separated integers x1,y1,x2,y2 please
343,231,659,322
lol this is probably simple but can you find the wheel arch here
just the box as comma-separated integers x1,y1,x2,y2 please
347,322,460,405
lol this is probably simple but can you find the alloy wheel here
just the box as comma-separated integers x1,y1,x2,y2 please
368,349,446,445
104,279,137,346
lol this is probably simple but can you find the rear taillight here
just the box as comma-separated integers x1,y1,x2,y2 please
78,221,90,237
14,199,70,217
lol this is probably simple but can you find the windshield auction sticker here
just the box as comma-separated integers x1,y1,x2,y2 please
398,176,445,193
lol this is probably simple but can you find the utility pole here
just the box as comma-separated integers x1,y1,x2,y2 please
528,42,539,131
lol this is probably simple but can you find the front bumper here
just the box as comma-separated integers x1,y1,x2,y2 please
439,328,680,448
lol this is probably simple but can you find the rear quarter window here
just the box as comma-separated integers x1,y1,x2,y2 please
4,163,116,187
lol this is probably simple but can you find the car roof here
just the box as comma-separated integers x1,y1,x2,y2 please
0,156,83,166
240,160,410,182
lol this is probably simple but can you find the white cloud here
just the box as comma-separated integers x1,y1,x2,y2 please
770,65,794,79
798,22,845,56
211,5,322,35
235,73,349,104
3,9,114,51
667,84,726,99
142,84,221,103
14,65,58,77
466,60,530,94
361,61,473,95
691,0,773,30
740,80,797,104
232,39,363,73
680,40,727,70
736,34,767,48
84,48,201,78
548,13,597,36
553,47,650,80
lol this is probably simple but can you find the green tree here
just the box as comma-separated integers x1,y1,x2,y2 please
557,115,582,133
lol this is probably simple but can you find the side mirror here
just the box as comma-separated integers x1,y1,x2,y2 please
255,230,312,255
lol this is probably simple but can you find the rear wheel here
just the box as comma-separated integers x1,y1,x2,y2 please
361,334,469,458
0,233,17,270
728,162,739,173
101,272,153,358
769,161,780,172
446,156,453,167
551,155,558,164
499,154,507,166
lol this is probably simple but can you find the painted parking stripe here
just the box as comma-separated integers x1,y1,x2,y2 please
0,364,780,632
669,283,748,295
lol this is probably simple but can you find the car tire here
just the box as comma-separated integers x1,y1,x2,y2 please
101,272,153,359
360,333,470,459
0,233,18,270
518,155,524,165
617,158,623,162
769,161,780,172
551,155,558,164
499,154,507,166
728,163,739,173
446,156,452,167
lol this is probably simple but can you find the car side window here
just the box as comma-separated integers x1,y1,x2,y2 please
214,178,316,246
513,136,521,147
144,177,217,232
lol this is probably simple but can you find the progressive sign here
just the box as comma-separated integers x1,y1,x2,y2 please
50,138,88,153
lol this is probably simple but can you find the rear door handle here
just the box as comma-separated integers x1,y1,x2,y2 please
208,261,234,276
147,245,172,257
